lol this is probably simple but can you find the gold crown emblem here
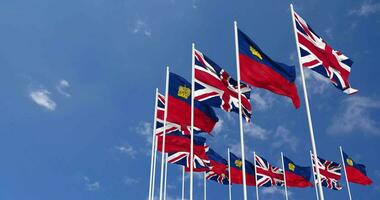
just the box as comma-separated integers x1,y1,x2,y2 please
177,86,191,99
288,163,296,171
249,46,263,60
346,158,354,166
235,160,242,168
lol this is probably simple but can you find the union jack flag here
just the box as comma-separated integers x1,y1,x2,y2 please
194,49,252,122
293,10,358,94
167,145,210,171
205,148,229,185
254,154,284,187
311,154,343,190
206,168,229,185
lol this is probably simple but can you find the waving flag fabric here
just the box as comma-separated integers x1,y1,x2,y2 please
311,154,343,190
205,148,229,185
254,154,284,187
238,29,300,108
342,150,373,185
283,156,313,187
168,72,219,134
194,49,252,122
157,132,207,154
168,146,210,172
293,10,358,94
229,152,256,186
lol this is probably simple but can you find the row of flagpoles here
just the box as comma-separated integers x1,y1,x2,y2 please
147,4,371,200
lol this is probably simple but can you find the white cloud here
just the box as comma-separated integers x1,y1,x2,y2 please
299,69,330,95
328,96,380,135
29,89,57,111
261,187,291,198
123,176,139,185
83,176,100,191
244,122,270,140
56,79,71,97
324,28,333,39
132,19,152,37
349,1,380,16
136,121,153,143
213,119,224,135
115,144,137,158
272,126,299,152
250,91,275,111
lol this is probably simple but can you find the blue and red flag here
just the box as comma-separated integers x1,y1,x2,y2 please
168,72,219,134
205,148,229,185
157,132,207,154
342,150,373,185
229,152,256,186
238,29,300,108
254,154,284,187
311,154,343,190
283,155,313,187
293,10,358,94
194,49,252,122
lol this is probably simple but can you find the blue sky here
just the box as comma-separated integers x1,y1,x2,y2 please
1,0,380,199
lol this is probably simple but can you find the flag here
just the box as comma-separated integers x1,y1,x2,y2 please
168,146,210,172
342,150,373,185
167,72,219,134
194,49,252,122
293,10,358,94
229,152,256,186
157,132,207,154
238,29,301,108
205,148,229,185
311,154,343,190
254,154,284,187
283,156,313,187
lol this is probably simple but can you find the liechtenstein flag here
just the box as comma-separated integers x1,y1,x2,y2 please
229,152,256,186
342,150,373,185
283,156,313,187
168,72,219,134
238,29,300,108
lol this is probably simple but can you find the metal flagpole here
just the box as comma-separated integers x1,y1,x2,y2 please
149,89,159,200
310,151,320,200
228,148,232,200
164,153,168,200
290,4,325,200
253,152,259,200
204,172,207,200
190,43,195,200
159,67,170,200
151,132,158,200
340,146,353,200
281,152,289,200
182,166,185,200
233,20,248,200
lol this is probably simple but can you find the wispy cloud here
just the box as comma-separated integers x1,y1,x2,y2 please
349,1,380,16
272,126,299,152
56,79,71,97
300,69,331,95
115,144,137,158
250,91,275,111
83,176,100,191
29,89,57,111
261,187,291,198
132,19,152,37
136,121,153,143
123,176,139,185
244,122,270,140
328,96,380,135
213,119,224,135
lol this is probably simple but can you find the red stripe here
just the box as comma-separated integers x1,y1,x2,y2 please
303,59,320,68
239,54,300,108
285,172,313,188
230,167,256,186
346,166,373,185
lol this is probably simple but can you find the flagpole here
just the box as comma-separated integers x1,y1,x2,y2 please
151,133,158,200
281,152,289,200
164,153,168,200
182,166,185,200
149,88,159,200
253,152,259,200
204,172,207,200
290,4,325,200
310,150,320,200
190,42,195,200
159,67,170,200
339,146,353,200
228,148,232,200
234,20,248,200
